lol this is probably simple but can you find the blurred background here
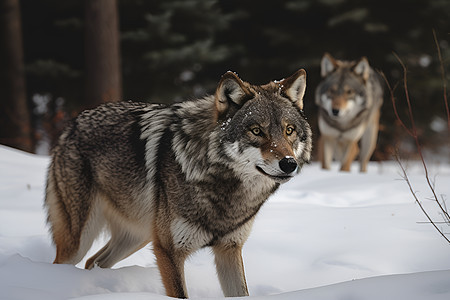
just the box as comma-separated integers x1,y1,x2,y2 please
0,0,449,162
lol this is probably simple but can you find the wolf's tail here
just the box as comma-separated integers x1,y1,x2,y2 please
44,123,102,265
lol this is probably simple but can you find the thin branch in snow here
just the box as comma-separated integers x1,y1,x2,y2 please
383,50,450,244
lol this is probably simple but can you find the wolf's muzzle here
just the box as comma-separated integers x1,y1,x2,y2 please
279,156,298,174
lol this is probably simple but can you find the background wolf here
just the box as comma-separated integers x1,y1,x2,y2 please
315,53,383,172
44,70,312,298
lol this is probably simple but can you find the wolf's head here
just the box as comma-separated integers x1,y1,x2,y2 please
315,53,371,121
214,70,312,183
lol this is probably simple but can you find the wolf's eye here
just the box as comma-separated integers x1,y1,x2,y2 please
286,125,295,136
250,127,262,136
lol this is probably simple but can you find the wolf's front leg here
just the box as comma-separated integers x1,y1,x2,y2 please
340,140,359,172
319,135,335,170
153,238,189,298
213,244,249,297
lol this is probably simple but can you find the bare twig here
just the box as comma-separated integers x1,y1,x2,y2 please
395,153,450,243
380,72,413,136
395,54,449,220
384,50,450,244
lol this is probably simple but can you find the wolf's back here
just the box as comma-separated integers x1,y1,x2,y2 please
53,102,155,183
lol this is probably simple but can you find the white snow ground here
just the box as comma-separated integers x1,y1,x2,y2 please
0,144,449,300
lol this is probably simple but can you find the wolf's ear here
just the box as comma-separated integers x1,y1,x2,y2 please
321,53,338,77
281,69,307,110
215,71,253,117
353,57,370,81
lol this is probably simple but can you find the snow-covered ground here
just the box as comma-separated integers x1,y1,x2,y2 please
0,145,449,300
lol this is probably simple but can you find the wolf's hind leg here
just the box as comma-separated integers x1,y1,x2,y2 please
70,197,106,264
85,237,148,269
85,219,150,269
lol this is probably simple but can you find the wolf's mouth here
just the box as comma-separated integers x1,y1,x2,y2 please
256,166,292,182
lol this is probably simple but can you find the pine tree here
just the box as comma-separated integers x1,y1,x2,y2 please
84,0,122,109
0,0,33,152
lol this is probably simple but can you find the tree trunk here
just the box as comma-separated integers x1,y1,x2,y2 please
0,0,33,152
84,0,122,109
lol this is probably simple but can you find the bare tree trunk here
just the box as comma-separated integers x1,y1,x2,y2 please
0,0,33,152
84,0,122,109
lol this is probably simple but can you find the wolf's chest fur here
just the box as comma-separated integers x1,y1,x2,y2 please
156,146,278,250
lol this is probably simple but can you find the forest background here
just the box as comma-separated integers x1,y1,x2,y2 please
1,0,449,161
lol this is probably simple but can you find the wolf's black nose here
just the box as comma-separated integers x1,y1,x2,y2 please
332,109,339,116
279,156,298,174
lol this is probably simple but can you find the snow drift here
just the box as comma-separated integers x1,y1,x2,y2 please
0,145,449,300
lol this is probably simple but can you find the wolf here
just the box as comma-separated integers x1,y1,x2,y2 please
315,53,383,172
44,69,312,298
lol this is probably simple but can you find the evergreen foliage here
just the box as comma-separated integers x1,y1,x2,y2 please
18,0,450,157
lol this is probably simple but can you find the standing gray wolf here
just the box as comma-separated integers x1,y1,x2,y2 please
315,53,383,172
45,69,312,298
